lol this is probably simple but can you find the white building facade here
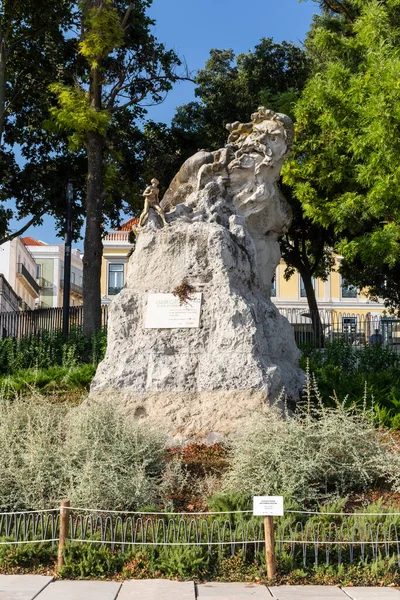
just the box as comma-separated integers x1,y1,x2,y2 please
0,238,39,310
22,237,84,308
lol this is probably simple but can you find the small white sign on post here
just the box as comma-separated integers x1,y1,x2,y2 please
144,292,202,329
253,496,284,517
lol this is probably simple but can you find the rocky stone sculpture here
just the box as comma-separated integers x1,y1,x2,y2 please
90,107,304,439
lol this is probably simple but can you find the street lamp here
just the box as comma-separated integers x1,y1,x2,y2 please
62,182,73,336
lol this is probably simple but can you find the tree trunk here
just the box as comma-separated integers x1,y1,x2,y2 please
83,52,103,338
0,38,7,145
300,267,325,348
83,130,103,337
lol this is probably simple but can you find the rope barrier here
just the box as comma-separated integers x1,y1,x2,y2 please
285,510,400,516
0,539,59,545
0,508,59,516
63,507,400,517
2,506,400,517
64,507,254,515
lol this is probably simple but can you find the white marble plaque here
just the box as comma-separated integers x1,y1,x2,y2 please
144,293,202,329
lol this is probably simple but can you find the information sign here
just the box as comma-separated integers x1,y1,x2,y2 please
253,496,284,517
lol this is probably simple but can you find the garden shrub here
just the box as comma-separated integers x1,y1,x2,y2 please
0,541,56,572
0,328,107,376
301,341,400,428
150,546,211,579
60,542,124,579
0,394,66,510
161,443,228,510
0,394,167,511
63,400,167,510
0,364,96,399
224,377,400,504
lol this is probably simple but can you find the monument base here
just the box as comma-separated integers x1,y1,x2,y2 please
90,217,304,438
88,389,283,440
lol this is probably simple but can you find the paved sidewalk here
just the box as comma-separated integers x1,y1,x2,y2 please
1,575,400,599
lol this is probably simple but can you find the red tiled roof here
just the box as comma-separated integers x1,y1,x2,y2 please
118,217,139,231
21,236,47,246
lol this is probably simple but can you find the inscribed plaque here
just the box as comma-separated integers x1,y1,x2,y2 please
144,293,202,329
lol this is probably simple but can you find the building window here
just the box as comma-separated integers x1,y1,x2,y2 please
342,316,357,336
271,272,276,297
300,276,315,298
342,278,357,298
71,271,75,284
108,264,124,295
36,264,42,279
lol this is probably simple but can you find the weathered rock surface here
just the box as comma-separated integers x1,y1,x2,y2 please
90,107,304,438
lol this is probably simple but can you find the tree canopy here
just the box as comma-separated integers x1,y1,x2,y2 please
1,0,184,335
0,0,75,241
284,0,400,311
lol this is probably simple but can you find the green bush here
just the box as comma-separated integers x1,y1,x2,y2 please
0,364,97,398
0,541,56,571
60,542,124,579
0,328,107,376
301,341,400,428
151,546,211,579
224,379,400,505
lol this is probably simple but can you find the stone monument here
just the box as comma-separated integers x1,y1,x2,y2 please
90,107,304,438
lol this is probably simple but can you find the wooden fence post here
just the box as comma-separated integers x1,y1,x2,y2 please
58,499,70,571
264,515,276,579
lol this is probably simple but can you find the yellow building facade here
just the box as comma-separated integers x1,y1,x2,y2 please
273,256,384,319
101,219,135,306
101,220,389,343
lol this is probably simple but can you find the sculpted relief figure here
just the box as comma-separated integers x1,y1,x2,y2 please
138,178,168,228
158,107,294,298
225,108,294,294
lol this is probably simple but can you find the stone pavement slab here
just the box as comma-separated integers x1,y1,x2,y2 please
269,585,348,599
118,579,195,599
342,587,400,599
196,582,271,598
33,580,121,600
0,575,53,600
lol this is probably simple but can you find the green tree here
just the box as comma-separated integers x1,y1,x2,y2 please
0,0,74,241
284,0,400,311
46,0,182,336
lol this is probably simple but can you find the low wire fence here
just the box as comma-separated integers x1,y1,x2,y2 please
2,506,400,568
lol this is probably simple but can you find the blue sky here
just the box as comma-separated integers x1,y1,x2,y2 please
9,0,318,245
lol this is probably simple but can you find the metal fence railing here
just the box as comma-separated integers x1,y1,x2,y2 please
0,303,396,350
2,507,400,568
0,306,109,339
278,308,399,349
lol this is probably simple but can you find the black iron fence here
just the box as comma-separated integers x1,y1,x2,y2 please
0,303,397,349
0,306,109,339
279,308,399,348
